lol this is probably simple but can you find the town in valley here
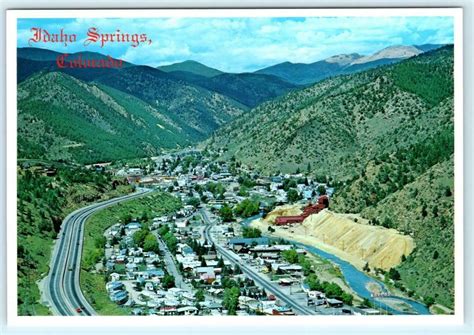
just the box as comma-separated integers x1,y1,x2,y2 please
78,149,416,316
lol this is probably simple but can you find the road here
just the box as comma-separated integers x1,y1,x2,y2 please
153,233,192,291
200,209,315,316
44,188,152,316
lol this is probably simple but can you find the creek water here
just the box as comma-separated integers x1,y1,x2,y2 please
240,215,430,315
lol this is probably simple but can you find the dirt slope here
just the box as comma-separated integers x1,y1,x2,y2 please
262,206,414,270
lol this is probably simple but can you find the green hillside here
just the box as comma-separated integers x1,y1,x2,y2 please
94,66,247,139
158,60,223,77
17,164,132,315
18,72,191,164
206,46,455,308
207,46,453,180
330,124,454,308
168,71,299,108
255,60,345,85
361,158,454,308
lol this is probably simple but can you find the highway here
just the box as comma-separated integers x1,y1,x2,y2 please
200,209,315,316
44,188,152,316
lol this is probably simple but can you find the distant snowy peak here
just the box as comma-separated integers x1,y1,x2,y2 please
350,45,422,65
324,53,363,66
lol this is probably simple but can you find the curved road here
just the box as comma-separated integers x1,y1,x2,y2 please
44,188,152,316
201,209,315,316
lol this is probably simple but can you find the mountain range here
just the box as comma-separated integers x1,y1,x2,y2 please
254,44,442,84
206,45,453,178
17,43,445,165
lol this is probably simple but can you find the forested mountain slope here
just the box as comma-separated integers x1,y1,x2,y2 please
206,46,455,308
18,72,191,163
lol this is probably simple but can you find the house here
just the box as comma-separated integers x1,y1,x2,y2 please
239,296,261,312
228,237,269,249
199,301,222,311
206,260,218,267
195,266,216,282
145,269,165,279
169,287,184,295
125,221,142,235
106,281,124,292
278,264,303,273
109,224,122,237
207,288,224,297
154,216,168,223
278,278,294,286
201,273,216,283
177,306,198,315
116,255,126,264
110,290,128,304
110,272,121,282
126,221,141,229
175,219,188,229
251,245,292,253
271,176,283,183
326,298,343,308
129,247,143,257
145,282,154,291
133,257,144,264
105,260,116,271
159,306,178,316
303,189,313,200
128,168,144,175
180,245,195,257
272,305,293,315
308,291,325,299
354,308,381,315
126,263,138,272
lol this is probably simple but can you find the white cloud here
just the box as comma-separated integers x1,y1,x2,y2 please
17,16,454,72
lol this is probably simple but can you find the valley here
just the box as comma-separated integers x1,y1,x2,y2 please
16,43,455,316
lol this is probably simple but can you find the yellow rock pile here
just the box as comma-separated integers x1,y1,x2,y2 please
262,205,414,270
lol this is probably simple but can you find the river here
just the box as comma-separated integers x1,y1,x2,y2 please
240,215,430,315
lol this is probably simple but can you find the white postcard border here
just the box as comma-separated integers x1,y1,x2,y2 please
5,7,464,330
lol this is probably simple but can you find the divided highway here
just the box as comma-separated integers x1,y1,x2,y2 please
201,209,315,316
44,188,152,316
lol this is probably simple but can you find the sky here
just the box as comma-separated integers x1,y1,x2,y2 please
17,16,454,73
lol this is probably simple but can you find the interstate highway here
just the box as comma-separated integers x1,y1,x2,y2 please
44,188,152,316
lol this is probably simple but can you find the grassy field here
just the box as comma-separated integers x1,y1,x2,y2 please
80,192,182,315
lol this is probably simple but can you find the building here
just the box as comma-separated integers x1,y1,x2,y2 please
228,237,270,252
275,195,329,225
326,298,343,308
125,221,142,235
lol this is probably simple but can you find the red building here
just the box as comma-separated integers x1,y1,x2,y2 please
275,195,329,226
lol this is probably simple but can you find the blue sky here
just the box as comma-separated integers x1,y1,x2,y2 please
17,16,454,72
